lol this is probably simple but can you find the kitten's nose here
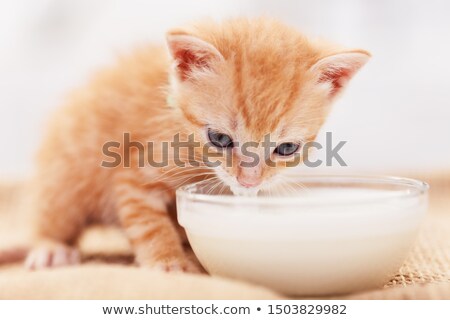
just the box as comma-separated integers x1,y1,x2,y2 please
237,177,261,188
237,168,262,188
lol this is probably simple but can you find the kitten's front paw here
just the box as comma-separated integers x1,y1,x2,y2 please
150,257,200,273
25,244,80,270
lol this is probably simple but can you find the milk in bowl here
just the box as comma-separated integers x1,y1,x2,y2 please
176,175,428,296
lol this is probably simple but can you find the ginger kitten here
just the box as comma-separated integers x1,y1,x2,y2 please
24,18,369,271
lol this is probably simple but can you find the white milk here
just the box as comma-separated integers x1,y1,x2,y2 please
178,187,427,296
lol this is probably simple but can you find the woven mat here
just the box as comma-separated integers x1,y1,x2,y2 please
387,217,450,287
0,173,449,299
385,174,450,288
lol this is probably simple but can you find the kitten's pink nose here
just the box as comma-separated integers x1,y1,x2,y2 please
237,175,261,188
237,162,262,188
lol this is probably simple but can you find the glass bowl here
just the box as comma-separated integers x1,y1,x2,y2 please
176,175,428,296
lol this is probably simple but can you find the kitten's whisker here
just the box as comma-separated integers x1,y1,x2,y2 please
277,174,310,193
206,179,224,195
154,164,212,176
218,182,228,195
206,180,221,195
213,181,225,195
154,167,213,181
144,171,215,187
164,174,213,191
159,172,215,185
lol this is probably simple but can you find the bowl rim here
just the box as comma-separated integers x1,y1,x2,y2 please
176,174,429,207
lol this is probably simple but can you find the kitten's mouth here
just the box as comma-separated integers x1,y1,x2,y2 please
229,184,260,197
225,175,262,196
236,177,262,189
212,167,261,196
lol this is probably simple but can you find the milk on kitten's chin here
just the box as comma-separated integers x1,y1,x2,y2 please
212,166,260,196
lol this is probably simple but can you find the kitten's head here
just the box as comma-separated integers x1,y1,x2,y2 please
166,18,370,195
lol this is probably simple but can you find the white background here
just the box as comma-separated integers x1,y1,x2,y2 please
1,0,450,178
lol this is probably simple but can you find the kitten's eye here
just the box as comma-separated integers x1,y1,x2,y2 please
274,142,300,156
208,129,234,148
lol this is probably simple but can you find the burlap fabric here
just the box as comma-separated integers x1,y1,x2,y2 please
0,173,449,299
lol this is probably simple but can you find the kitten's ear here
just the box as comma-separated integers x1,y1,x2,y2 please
166,30,224,81
310,50,370,97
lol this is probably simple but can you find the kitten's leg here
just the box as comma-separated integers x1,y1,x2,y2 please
25,179,85,269
115,176,197,272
